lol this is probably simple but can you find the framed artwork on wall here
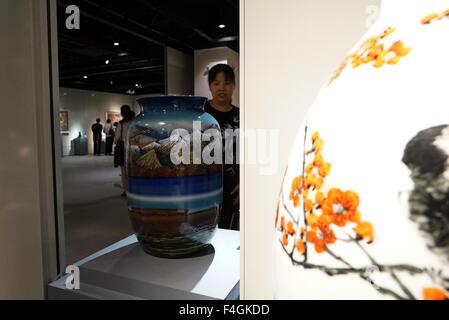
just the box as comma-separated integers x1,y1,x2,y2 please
59,110,69,133
106,111,121,124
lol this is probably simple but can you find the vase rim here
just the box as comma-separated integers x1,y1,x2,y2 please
136,95,208,112
136,94,208,103
378,0,449,25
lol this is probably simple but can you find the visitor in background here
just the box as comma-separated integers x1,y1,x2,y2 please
91,118,103,156
103,119,114,156
112,121,119,152
112,122,119,154
205,63,240,230
114,105,135,197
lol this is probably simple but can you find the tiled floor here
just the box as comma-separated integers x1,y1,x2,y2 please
62,155,133,264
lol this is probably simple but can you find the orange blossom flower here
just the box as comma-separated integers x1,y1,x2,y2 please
287,221,295,236
282,231,289,246
422,287,449,300
354,221,374,243
289,176,303,207
296,239,305,255
322,188,360,227
306,215,336,253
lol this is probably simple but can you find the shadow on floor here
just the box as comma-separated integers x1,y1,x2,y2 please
62,155,133,264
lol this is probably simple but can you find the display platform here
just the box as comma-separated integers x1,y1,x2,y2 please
48,229,240,300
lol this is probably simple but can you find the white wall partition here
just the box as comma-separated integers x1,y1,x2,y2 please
241,0,381,299
0,0,59,299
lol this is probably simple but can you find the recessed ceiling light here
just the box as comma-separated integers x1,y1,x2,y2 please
110,81,113,85
219,24,225,29
105,59,110,64
114,42,120,46
83,76,88,79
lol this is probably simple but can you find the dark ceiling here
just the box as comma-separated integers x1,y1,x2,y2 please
57,0,239,95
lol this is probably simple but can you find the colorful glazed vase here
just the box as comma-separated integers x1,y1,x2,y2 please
275,0,449,299
126,96,223,258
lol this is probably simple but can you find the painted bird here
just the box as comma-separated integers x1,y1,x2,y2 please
402,124,449,261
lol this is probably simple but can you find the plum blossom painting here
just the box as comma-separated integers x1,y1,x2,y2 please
274,0,449,300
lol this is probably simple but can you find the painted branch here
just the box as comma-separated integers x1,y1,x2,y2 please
301,125,309,261
280,189,299,225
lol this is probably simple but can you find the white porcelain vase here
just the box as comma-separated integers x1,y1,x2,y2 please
274,0,449,300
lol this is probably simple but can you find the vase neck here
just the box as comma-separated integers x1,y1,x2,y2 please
379,0,449,25
137,96,207,113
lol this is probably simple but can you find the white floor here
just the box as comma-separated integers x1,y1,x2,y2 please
62,155,133,264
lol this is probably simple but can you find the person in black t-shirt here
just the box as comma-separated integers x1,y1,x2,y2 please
204,64,240,230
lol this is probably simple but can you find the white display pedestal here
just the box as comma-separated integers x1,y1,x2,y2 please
48,229,240,300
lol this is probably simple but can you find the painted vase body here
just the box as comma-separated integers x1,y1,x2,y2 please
126,96,223,258
274,0,449,299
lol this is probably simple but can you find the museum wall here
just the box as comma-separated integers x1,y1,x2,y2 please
241,0,381,299
166,47,194,95
59,88,136,156
0,0,55,299
194,47,240,108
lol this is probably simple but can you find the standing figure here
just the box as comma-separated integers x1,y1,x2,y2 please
114,105,135,197
91,118,103,156
204,63,240,230
103,119,114,156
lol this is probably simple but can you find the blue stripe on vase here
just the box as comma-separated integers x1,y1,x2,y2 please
127,188,222,213
127,171,223,196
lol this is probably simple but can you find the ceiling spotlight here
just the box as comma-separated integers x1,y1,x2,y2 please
219,24,225,29
110,81,114,85
114,42,120,46
83,75,88,79
105,59,110,64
